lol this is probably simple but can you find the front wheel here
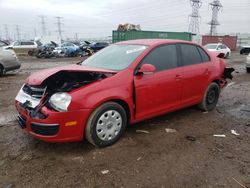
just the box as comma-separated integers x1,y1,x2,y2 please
85,102,127,147
198,83,220,111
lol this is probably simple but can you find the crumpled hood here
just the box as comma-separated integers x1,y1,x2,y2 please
26,64,117,85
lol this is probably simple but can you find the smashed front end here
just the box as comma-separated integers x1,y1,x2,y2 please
15,70,113,142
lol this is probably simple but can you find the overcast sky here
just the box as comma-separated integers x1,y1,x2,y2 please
0,0,249,40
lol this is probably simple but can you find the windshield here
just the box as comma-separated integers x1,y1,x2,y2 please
205,44,218,49
81,44,148,71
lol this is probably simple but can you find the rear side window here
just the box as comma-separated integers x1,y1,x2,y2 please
221,45,227,49
141,44,178,71
197,47,210,62
180,44,202,66
21,42,34,45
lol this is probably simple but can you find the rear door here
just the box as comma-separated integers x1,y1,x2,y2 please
134,44,182,120
178,44,211,105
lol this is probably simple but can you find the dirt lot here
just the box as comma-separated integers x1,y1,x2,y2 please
0,53,249,188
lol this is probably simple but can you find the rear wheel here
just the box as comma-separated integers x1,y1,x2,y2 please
247,67,250,73
198,82,220,111
85,102,127,147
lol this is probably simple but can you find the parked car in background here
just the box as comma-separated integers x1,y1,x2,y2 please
0,41,20,76
240,46,250,55
204,43,231,58
53,42,79,57
35,41,58,58
15,39,233,147
89,42,109,52
246,53,250,73
6,41,38,55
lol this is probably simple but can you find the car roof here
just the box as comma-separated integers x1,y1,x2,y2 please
116,39,194,46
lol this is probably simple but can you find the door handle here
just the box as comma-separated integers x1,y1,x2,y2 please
175,74,183,80
205,68,209,75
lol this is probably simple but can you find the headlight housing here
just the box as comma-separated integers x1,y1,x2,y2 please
49,92,71,112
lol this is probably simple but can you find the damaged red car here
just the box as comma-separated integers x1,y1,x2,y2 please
15,39,233,147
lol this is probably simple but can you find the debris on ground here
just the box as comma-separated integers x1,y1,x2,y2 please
101,170,109,175
231,130,240,136
136,130,149,134
216,108,223,113
213,134,226,138
240,109,250,112
165,128,177,133
246,122,250,127
186,136,196,141
203,111,208,114
137,157,142,161
226,82,235,88
232,177,247,188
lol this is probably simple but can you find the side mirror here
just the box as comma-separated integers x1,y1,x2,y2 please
137,64,156,75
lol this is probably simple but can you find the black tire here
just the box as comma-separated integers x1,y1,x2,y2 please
224,52,229,59
198,82,220,111
85,102,127,147
28,50,34,56
247,67,250,73
0,65,4,77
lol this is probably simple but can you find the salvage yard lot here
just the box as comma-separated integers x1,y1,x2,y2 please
0,53,250,187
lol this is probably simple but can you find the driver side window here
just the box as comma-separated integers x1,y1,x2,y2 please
140,44,178,71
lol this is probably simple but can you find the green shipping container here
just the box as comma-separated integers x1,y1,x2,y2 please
112,30,192,43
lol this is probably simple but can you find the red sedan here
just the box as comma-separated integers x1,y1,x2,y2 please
15,39,233,147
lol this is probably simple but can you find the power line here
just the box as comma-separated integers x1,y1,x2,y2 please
208,0,223,35
55,16,63,40
38,15,47,35
188,0,202,34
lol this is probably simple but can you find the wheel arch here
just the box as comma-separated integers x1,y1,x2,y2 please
88,98,132,124
111,99,131,124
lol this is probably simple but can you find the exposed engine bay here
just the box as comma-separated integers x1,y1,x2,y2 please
15,71,114,118
41,70,109,92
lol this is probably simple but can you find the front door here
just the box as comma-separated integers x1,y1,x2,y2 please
134,44,182,120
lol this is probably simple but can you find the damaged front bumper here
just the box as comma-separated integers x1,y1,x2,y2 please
15,101,92,142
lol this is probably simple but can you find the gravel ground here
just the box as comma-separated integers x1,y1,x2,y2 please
0,53,249,188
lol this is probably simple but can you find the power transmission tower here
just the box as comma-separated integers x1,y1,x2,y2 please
39,15,47,35
188,0,202,34
16,25,20,41
55,16,63,40
4,24,9,40
208,0,222,35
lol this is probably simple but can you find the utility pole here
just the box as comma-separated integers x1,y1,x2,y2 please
39,15,47,35
208,0,222,36
16,25,20,41
4,24,9,40
75,33,78,41
55,16,63,40
188,0,202,35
